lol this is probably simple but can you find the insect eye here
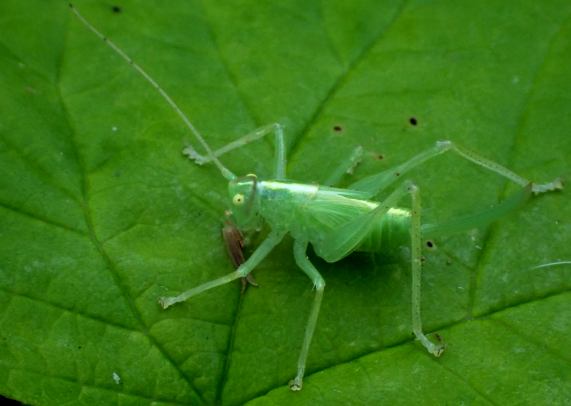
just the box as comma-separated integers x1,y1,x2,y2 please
232,193,245,206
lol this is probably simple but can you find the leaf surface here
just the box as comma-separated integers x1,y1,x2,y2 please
1,0,570,404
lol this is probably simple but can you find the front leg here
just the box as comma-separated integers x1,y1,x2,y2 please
159,230,285,309
183,122,287,179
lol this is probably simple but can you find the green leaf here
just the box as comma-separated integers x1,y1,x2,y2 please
1,0,570,404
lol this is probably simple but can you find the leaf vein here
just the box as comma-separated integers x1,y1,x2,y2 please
490,315,571,365
0,201,86,236
55,33,207,400
249,290,570,398
286,0,409,163
0,362,190,406
0,286,138,333
467,8,571,319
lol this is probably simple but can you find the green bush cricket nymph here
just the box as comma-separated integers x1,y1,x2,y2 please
70,4,563,391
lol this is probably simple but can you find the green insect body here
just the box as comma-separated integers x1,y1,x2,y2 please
70,3,564,392
230,177,411,262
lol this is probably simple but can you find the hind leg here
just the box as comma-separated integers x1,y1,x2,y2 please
409,183,445,356
349,140,562,198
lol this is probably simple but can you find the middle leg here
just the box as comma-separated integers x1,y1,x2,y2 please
289,240,326,391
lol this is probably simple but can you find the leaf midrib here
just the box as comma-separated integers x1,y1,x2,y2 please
209,1,410,402
249,289,571,403
466,6,571,320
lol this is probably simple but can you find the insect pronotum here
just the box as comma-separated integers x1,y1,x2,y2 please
70,3,563,391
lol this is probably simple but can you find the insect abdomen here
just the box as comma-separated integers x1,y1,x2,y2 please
257,181,411,259
355,208,411,254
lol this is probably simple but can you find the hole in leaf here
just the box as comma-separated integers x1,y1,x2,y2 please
409,117,418,126
333,125,343,132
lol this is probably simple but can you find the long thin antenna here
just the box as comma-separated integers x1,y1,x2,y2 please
68,3,236,180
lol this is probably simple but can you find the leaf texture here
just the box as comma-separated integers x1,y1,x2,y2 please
1,0,570,404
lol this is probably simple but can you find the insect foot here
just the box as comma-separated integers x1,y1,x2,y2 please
531,177,564,194
182,145,209,165
420,335,446,357
289,377,303,392
435,140,453,151
413,328,446,357
431,333,446,357
158,296,176,309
